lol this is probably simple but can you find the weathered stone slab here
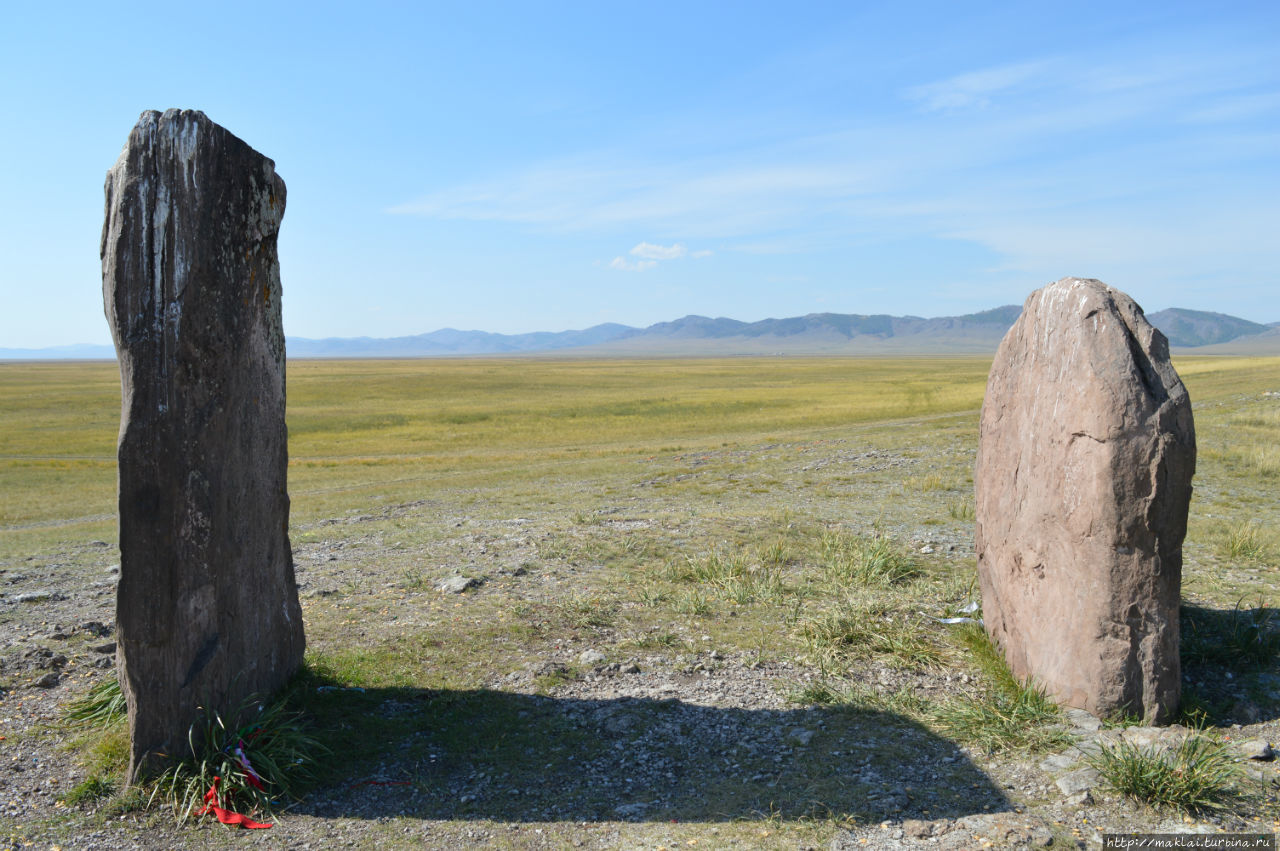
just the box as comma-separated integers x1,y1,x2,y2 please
101,109,305,781
975,277,1195,723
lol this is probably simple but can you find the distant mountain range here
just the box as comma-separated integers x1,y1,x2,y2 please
279,306,1280,357
4,306,1278,360
1145,308,1277,351
279,306,1029,357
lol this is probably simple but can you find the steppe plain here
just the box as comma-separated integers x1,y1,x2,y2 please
0,355,1278,849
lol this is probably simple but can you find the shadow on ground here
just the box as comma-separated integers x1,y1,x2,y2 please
1181,601,1280,725
287,677,1010,824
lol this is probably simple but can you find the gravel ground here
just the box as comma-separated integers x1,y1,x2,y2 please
2,429,1278,849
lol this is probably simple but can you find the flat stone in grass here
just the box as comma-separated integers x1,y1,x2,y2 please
439,574,478,594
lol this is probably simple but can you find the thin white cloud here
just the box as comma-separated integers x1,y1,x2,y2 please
609,241,710,271
389,159,875,238
609,256,656,272
631,242,686,260
390,42,1278,299
905,60,1052,112
1184,91,1280,124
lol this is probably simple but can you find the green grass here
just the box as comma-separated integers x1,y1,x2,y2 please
1181,601,1280,671
5,355,1279,552
674,587,714,615
819,530,919,585
902,472,949,492
796,603,944,669
1219,521,1272,562
933,683,1069,755
10,354,1280,841
0,356,999,547
148,689,326,822
1249,445,1280,477
932,624,1070,754
62,773,118,806
789,679,930,716
60,676,131,808
946,498,975,521
66,676,127,728
557,593,618,629
629,629,680,649
1086,733,1244,813
675,548,790,604
59,723,131,809
60,672,327,821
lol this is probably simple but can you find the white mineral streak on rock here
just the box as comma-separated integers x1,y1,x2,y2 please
169,116,198,296
151,181,169,313
173,117,199,188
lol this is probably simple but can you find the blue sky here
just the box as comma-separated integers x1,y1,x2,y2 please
2,1,1277,347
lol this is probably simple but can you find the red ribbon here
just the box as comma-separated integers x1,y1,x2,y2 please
192,776,273,829
234,740,267,791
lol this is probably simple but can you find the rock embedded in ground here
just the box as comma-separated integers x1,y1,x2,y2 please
102,108,305,782
1038,751,1079,773
438,575,478,594
1236,738,1274,761
1063,707,1103,733
1054,766,1100,797
1064,789,1092,807
975,277,1195,724
787,726,816,745
22,649,67,671
11,591,65,604
1119,725,1189,750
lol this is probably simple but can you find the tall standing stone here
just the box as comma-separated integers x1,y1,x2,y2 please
975,278,1195,723
101,109,305,781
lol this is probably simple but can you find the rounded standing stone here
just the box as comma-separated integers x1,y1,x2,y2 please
975,277,1195,723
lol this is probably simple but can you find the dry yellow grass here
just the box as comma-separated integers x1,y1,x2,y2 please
1,353,1277,551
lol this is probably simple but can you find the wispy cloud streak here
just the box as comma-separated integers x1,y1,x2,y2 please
390,42,1278,292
